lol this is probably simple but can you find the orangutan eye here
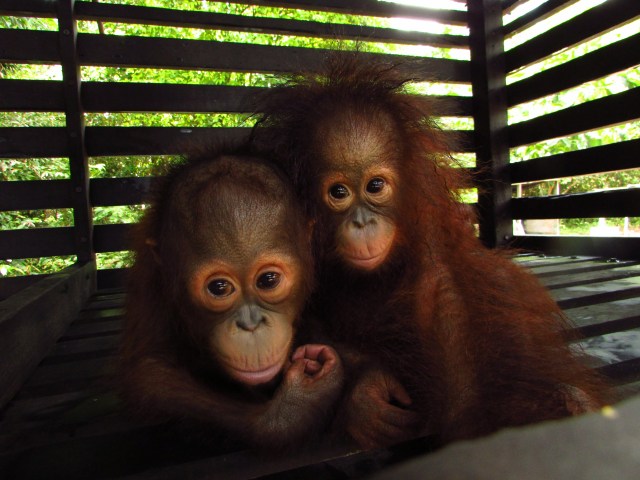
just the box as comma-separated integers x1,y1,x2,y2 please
207,279,235,297
329,184,350,200
366,177,385,194
256,272,281,290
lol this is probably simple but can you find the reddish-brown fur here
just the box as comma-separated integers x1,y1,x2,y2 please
119,147,344,449
253,55,609,446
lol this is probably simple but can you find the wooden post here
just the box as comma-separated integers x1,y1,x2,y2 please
468,0,512,248
57,0,94,264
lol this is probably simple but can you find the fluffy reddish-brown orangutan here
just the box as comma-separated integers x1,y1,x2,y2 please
252,55,609,448
119,147,344,449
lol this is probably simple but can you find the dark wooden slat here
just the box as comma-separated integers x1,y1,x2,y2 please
83,82,262,113
469,0,512,248
0,127,68,158
85,126,250,156
532,259,635,278
44,334,119,364
0,179,72,211
90,177,154,207
90,290,126,301
511,188,640,220
597,357,640,384
542,263,640,288
508,88,640,147
76,33,472,83
0,29,59,63
557,286,640,310
0,79,65,111
62,319,122,341
510,139,640,184
0,0,467,28
579,315,640,339
97,267,128,291
506,0,640,72
507,34,640,107
82,296,125,311
551,276,640,303
502,0,521,13
81,82,474,116
0,0,56,15
222,0,468,25
503,0,573,37
83,127,472,157
517,257,596,270
513,236,640,260
94,223,133,253
75,2,468,48
0,227,76,259
22,355,114,387
0,262,95,408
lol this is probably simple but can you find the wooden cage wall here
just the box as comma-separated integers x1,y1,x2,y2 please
1,0,639,297
0,0,639,413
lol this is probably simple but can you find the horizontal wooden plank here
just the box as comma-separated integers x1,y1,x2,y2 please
90,177,154,207
0,227,76,259
77,33,472,83
84,126,473,156
513,235,640,260
61,319,122,341
531,258,635,278
503,0,571,37
511,188,640,219
76,2,468,48
0,79,473,116
97,267,128,291
0,0,56,15
0,1,468,32
506,0,640,72
0,29,470,82
222,0,468,25
81,82,474,116
565,294,640,330
45,334,120,363
0,127,68,158
508,88,640,147
94,223,133,253
0,179,72,211
579,315,640,339
540,262,640,289
598,357,640,384
0,79,65,111
507,34,640,107
552,278,640,305
0,262,95,408
22,355,114,388
85,126,250,156
514,254,595,266
0,29,59,64
509,139,640,184
502,0,521,13
83,82,262,113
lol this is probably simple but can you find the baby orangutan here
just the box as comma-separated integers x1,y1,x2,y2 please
254,54,609,448
119,148,343,449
